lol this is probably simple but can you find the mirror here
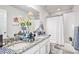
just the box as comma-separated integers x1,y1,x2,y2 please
11,5,40,33
0,5,40,38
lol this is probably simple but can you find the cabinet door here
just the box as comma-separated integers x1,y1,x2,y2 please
39,39,50,54
46,41,50,54
34,51,39,54
40,45,46,54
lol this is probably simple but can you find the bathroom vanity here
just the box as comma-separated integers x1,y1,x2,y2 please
4,35,50,54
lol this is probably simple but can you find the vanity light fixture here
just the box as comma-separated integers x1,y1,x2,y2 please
57,8,61,11
27,11,33,16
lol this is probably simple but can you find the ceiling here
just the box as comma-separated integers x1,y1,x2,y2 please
11,5,40,19
41,5,73,15
11,5,74,17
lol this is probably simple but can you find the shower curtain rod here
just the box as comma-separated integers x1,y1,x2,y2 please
46,14,63,18
46,10,73,18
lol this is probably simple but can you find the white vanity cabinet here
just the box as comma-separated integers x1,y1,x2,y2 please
22,38,50,54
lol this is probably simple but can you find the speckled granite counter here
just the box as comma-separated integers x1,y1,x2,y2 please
4,35,50,54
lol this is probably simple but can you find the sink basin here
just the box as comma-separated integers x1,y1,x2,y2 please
37,35,48,39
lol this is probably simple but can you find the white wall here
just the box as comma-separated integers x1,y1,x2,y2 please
0,5,27,37
0,9,7,39
73,6,79,11
73,6,79,26
63,12,75,43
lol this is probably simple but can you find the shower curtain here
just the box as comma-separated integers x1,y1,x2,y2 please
46,15,64,45
73,26,79,50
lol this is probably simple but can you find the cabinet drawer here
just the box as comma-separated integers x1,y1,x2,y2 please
39,45,46,54
39,39,49,48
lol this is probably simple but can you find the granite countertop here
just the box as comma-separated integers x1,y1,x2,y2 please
4,35,50,54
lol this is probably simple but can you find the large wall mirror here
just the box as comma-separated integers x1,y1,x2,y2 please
0,6,41,39
12,5,40,32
